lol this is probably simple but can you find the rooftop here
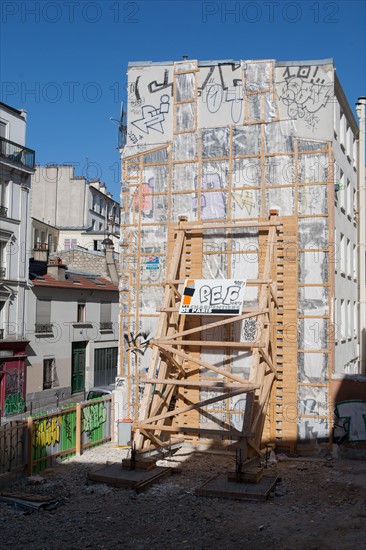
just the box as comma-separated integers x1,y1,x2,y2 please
30,271,118,291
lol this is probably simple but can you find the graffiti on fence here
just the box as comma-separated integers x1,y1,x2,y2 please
83,402,107,436
34,416,62,448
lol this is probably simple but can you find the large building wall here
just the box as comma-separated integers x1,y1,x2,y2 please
120,58,359,451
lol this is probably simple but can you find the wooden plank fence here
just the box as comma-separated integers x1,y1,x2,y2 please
0,396,112,484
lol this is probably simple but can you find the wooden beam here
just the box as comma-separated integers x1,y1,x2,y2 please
173,220,282,230
140,378,260,390
259,348,276,373
158,349,186,377
162,279,272,286
137,389,247,426
137,424,245,438
269,283,279,308
152,339,265,349
139,428,165,447
156,344,250,385
160,309,268,342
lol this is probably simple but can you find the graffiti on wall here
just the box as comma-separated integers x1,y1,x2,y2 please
127,67,174,146
131,94,170,135
199,62,243,124
123,331,151,356
4,392,25,416
4,368,25,416
333,400,366,443
277,65,333,131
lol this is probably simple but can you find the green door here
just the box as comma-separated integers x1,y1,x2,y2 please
71,342,86,393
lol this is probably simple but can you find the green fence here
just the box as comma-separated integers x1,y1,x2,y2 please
0,397,112,480
30,398,112,474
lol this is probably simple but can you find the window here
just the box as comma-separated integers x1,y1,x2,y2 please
43,358,55,390
99,222,103,231
347,301,351,339
339,169,345,211
353,245,357,280
0,121,7,139
0,240,7,278
340,112,345,148
354,301,358,338
346,179,351,218
36,298,52,333
340,299,346,340
64,239,77,250
333,101,340,139
340,233,345,274
346,239,351,277
0,299,5,339
100,302,112,330
77,302,85,322
0,180,8,216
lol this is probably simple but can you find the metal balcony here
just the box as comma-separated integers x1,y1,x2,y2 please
35,323,53,334
0,205,7,217
100,322,113,331
0,266,6,278
0,137,35,169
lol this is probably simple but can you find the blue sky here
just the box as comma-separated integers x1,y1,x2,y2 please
1,0,365,200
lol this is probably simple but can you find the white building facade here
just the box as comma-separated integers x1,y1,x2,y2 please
0,102,35,417
31,165,121,252
26,261,119,409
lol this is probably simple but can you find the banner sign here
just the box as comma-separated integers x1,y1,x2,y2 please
179,279,246,316
145,257,160,270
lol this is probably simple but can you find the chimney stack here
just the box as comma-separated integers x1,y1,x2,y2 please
47,257,67,281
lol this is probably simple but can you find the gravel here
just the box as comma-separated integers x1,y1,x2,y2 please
0,442,365,549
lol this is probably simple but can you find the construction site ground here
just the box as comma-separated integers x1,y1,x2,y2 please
0,442,365,550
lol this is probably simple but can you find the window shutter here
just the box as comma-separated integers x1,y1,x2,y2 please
36,299,51,324
101,302,111,323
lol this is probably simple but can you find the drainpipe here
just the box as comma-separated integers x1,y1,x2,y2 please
355,97,366,374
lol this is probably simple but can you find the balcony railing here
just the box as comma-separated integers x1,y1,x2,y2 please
0,267,6,278
0,329,4,340
33,242,49,251
35,323,53,334
100,322,113,331
0,205,7,218
0,137,35,169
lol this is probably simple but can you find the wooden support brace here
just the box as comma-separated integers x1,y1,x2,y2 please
156,344,250,385
136,388,248,426
152,339,265,349
141,378,260,391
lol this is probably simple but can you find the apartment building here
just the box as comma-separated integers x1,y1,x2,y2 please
26,258,119,408
31,165,121,252
0,102,35,416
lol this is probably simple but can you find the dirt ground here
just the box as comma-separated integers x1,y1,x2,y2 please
0,443,365,550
